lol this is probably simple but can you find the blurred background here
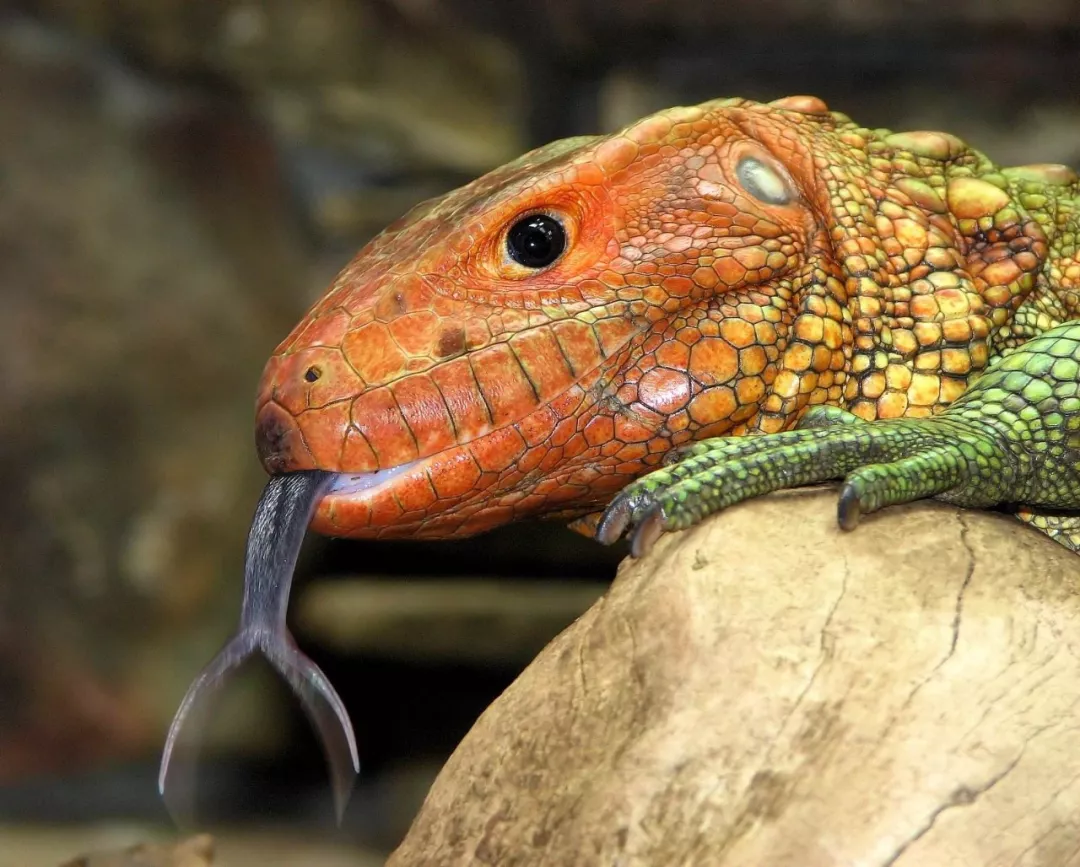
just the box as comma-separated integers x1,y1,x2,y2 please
0,1,1079,864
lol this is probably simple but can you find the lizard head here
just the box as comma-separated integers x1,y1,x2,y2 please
254,95,842,539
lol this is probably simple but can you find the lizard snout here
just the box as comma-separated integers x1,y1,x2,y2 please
254,344,365,474
254,401,312,474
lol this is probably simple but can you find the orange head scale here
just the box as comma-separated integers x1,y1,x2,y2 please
254,95,849,541
165,95,923,819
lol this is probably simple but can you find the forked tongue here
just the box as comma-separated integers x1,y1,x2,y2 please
158,470,358,823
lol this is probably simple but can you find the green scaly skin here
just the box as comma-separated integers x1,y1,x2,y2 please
599,324,1080,556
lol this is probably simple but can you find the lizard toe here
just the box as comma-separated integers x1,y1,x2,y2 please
836,482,863,531
836,445,970,531
595,493,633,545
630,505,668,558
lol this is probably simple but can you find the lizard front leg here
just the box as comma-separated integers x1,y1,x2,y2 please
598,322,1080,556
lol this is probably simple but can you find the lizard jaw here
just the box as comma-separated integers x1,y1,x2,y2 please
311,445,501,539
310,422,630,540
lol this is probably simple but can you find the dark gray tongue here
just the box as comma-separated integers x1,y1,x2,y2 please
158,470,358,822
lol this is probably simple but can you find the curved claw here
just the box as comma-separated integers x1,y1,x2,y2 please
595,492,633,545
630,506,667,558
837,482,863,531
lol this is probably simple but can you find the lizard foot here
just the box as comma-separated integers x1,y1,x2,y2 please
598,322,1080,556
596,408,982,557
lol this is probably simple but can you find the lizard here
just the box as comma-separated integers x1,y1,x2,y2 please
162,94,1080,818
254,93,1080,556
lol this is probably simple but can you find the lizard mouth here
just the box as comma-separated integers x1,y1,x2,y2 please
311,438,510,539
309,410,633,539
323,462,424,498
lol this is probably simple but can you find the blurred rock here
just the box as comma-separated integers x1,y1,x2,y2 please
25,0,524,190
0,825,383,867
479,0,1080,34
60,833,213,867
297,578,605,664
389,490,1080,866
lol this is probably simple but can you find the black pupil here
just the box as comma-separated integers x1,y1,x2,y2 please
507,214,565,268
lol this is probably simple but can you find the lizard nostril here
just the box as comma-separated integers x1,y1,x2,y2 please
304,366,322,383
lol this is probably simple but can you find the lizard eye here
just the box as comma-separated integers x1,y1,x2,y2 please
506,214,566,269
735,156,794,206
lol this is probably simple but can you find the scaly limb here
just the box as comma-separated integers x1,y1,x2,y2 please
598,322,1080,557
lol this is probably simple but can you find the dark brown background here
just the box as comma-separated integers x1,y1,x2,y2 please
1,1,1079,863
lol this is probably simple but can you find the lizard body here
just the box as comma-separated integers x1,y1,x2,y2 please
253,94,1080,550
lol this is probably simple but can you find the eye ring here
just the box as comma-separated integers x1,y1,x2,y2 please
735,156,795,206
505,213,567,269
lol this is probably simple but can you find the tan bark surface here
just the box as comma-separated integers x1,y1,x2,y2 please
389,488,1080,867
